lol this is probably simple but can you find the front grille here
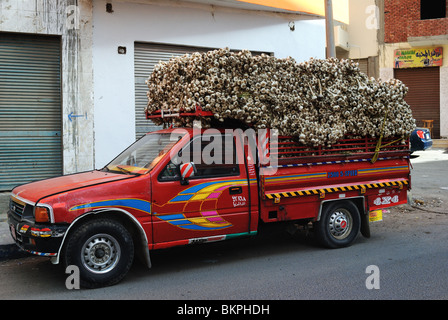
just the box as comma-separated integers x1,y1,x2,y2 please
10,198,26,219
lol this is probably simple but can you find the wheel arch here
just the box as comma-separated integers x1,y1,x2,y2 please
317,196,370,238
317,196,366,221
52,209,151,268
313,197,364,248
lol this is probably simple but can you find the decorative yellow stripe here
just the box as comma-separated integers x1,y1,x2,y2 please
265,180,409,200
265,173,327,184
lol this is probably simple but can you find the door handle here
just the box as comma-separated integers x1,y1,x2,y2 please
229,186,242,195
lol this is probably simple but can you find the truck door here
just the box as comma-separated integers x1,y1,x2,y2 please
151,131,252,246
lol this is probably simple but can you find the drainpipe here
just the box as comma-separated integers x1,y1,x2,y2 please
325,0,336,58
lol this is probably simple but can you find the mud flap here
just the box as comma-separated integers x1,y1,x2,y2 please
360,212,371,238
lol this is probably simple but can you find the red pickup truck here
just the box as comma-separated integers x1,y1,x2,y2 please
8,127,410,288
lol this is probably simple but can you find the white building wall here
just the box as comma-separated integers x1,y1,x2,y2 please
92,0,326,168
0,0,94,174
441,66,448,138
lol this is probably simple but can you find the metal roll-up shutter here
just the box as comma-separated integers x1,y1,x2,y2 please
0,33,62,191
134,43,215,139
357,58,369,75
134,43,271,139
394,67,440,138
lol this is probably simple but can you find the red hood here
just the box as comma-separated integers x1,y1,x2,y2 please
12,171,132,203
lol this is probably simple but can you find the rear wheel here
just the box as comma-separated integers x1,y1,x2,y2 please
64,218,134,288
314,201,361,249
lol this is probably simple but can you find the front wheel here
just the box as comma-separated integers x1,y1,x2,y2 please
63,218,134,288
314,201,361,249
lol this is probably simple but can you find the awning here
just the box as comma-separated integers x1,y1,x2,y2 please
236,0,349,24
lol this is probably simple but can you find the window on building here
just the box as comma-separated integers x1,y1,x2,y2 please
421,0,447,20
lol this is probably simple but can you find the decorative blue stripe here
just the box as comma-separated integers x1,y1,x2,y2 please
358,165,408,172
263,157,408,169
178,181,220,194
154,215,231,230
70,199,151,213
169,219,192,225
170,194,195,202
180,224,230,231
178,179,249,195
156,213,185,221
264,172,324,180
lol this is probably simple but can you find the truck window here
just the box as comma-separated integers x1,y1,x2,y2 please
159,133,240,180
106,132,184,175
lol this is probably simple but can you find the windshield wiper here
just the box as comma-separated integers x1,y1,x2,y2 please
116,165,133,174
115,165,142,175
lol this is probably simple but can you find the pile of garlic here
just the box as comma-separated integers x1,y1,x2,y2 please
146,48,415,147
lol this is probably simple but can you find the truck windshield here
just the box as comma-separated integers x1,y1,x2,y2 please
105,132,185,175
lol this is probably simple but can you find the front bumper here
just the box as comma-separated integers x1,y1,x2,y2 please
7,210,68,257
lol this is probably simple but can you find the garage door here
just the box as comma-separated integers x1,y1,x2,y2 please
394,67,440,138
134,43,271,139
0,33,62,191
134,43,216,139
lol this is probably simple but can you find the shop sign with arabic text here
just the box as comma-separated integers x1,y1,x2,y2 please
394,47,443,68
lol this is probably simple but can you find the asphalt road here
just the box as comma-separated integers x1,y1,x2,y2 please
0,149,447,301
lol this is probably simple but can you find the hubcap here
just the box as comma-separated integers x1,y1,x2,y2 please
328,209,352,240
81,234,121,274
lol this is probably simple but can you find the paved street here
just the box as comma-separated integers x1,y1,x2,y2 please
0,148,447,301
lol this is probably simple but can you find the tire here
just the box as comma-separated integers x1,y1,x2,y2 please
314,200,361,249
64,218,134,288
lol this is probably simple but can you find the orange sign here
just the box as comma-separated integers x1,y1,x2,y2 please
236,0,349,23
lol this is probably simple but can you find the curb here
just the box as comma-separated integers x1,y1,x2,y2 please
432,139,448,149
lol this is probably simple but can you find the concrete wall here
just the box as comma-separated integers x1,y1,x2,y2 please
92,0,326,168
0,0,95,174
1,0,326,172
347,0,380,59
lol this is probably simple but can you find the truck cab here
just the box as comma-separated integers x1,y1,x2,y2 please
8,128,259,287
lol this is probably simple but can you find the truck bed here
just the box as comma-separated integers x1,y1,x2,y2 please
259,136,410,222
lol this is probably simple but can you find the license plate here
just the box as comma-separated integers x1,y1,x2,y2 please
369,210,383,222
10,224,17,241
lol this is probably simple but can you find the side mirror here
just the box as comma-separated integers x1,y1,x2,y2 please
179,162,197,185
